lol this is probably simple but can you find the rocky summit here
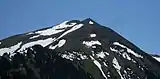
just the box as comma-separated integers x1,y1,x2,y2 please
0,18,160,79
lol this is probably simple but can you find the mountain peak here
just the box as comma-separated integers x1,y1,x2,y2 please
0,19,160,79
82,18,98,25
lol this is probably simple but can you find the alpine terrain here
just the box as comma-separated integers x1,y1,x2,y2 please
0,18,160,79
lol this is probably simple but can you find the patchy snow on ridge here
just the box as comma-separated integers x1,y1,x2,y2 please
112,57,124,79
0,42,22,56
35,21,77,36
61,51,88,61
26,32,34,35
72,51,88,60
96,52,105,58
61,53,75,61
90,56,108,79
110,46,132,61
18,38,55,52
113,42,143,58
49,45,57,50
89,21,94,24
83,40,101,47
36,28,64,36
49,39,66,49
57,24,84,39
29,35,40,39
153,56,160,62
90,34,96,37
122,52,131,60
110,47,118,52
96,51,109,58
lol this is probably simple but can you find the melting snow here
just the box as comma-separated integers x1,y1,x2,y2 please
61,53,74,61
29,35,40,39
92,46,96,48
80,54,87,60
72,51,88,60
83,40,101,47
90,56,108,79
35,28,64,36
112,57,124,79
49,39,66,49
110,47,118,52
96,51,109,58
18,38,55,52
57,39,66,47
57,24,84,39
122,52,131,60
96,52,106,58
35,21,77,36
49,45,57,49
90,34,96,37
103,62,108,67
26,32,34,35
70,23,77,25
0,42,22,56
110,45,136,63
113,42,143,58
104,51,109,56
61,51,88,61
153,56,160,62
89,21,94,24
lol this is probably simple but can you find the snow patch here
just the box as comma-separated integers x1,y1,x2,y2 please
26,32,34,35
110,45,136,63
112,57,124,79
29,35,40,39
103,62,108,67
0,42,22,56
104,51,109,56
49,39,66,49
72,51,88,60
153,56,160,62
92,46,96,48
96,52,105,58
57,24,84,39
18,38,55,52
35,21,77,36
36,28,64,36
96,51,109,58
89,21,94,24
110,47,118,52
70,23,77,25
61,53,74,61
90,56,108,79
90,34,96,37
83,40,101,47
57,39,66,47
61,51,88,61
49,45,57,50
122,52,131,60
0,42,1,44
113,42,143,58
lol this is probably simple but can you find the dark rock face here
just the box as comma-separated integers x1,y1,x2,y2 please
0,18,160,79
0,45,93,79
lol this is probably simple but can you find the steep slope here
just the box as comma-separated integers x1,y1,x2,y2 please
0,18,160,79
151,54,160,62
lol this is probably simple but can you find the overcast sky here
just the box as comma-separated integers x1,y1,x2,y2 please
0,0,160,54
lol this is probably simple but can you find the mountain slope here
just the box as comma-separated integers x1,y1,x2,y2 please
151,54,160,62
0,18,160,79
